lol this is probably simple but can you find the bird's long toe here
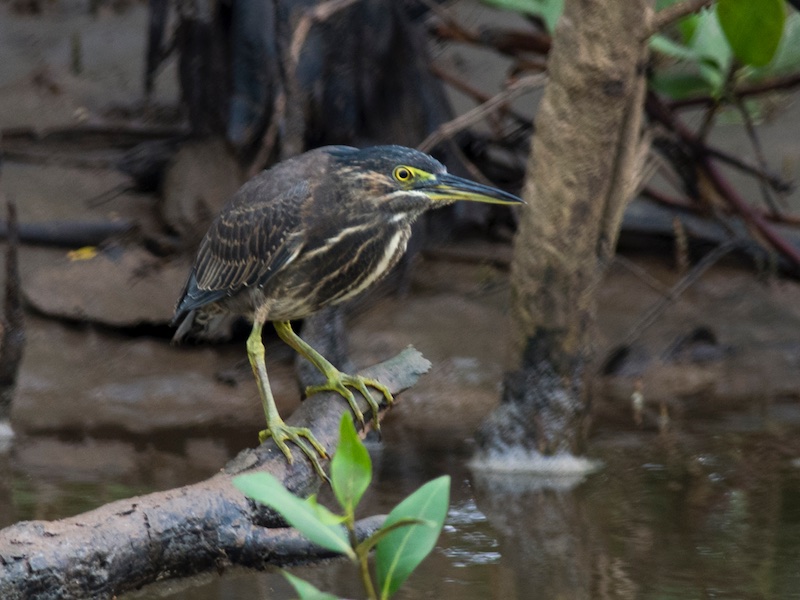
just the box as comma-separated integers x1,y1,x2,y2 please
306,373,394,429
258,422,330,481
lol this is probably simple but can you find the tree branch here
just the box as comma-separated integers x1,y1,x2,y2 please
417,74,546,153
646,92,800,271
0,347,431,600
649,0,712,36
668,72,800,110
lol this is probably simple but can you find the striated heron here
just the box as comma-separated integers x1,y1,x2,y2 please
172,145,523,477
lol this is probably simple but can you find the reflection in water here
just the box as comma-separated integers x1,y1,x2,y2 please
473,470,615,600
441,499,501,567
0,421,12,454
3,418,800,599
470,445,602,477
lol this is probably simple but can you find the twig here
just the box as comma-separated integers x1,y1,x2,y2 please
642,185,800,227
641,186,695,211
646,92,800,270
696,99,720,142
669,72,800,109
428,19,552,58
430,62,493,104
613,254,673,296
288,0,360,68
418,74,546,153
619,240,739,347
246,0,361,169
445,138,495,186
281,0,361,160
704,144,793,194
247,89,286,178
649,0,713,36
418,0,473,40
733,97,784,215
702,156,800,269
429,63,532,128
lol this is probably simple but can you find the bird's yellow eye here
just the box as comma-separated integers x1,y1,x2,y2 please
393,166,413,182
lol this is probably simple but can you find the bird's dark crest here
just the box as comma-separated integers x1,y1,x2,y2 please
328,145,446,177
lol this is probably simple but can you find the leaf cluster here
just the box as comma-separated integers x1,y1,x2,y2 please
234,415,450,600
482,0,800,101
651,0,798,99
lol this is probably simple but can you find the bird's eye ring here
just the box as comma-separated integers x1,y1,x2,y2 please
393,166,413,182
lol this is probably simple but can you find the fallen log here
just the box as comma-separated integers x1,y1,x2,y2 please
0,347,431,600
0,219,135,248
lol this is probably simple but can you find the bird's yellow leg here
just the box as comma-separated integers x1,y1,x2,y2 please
246,321,329,479
273,320,393,429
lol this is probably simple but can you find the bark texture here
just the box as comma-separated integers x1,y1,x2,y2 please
480,0,652,455
0,348,430,600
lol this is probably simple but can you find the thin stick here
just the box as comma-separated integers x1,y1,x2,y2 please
289,0,360,67
704,144,792,194
702,156,800,268
646,92,800,270
733,97,784,215
669,72,800,109
619,240,738,348
613,254,673,296
649,0,713,35
429,63,532,128
418,74,546,153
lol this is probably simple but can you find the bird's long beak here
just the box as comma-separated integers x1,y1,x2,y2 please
421,173,524,205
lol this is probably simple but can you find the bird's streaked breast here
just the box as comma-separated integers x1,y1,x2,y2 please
330,228,407,304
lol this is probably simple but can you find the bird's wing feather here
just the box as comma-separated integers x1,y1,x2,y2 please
174,178,311,315
173,147,353,318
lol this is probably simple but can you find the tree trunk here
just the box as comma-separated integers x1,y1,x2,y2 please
478,0,652,457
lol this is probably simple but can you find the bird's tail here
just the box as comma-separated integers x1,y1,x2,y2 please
171,309,196,344
171,308,239,343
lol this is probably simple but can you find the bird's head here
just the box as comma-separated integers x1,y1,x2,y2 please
327,145,524,217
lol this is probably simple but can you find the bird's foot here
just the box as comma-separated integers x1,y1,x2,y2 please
258,422,330,482
306,373,394,430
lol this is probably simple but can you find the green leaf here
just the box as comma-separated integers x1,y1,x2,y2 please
750,12,800,78
718,0,785,67
283,572,339,600
330,414,371,514
356,517,430,556
689,8,732,93
480,0,564,32
233,473,355,559
375,476,451,599
650,71,715,99
679,12,700,45
305,494,347,526
649,34,699,62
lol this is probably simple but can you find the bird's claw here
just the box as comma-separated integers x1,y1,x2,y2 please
258,422,330,482
306,374,394,430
